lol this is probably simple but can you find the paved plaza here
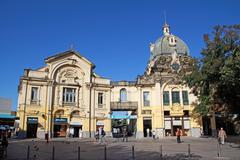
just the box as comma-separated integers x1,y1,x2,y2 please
4,137,240,160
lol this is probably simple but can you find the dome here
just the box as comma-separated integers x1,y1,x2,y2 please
149,24,190,60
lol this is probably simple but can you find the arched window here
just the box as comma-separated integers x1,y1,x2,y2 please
120,88,127,102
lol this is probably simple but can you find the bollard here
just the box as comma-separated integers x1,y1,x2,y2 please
104,145,107,160
217,143,221,157
132,145,135,160
52,145,55,160
160,145,162,159
78,146,80,160
27,145,30,160
188,144,191,158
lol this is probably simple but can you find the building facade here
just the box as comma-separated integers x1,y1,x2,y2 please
17,23,215,138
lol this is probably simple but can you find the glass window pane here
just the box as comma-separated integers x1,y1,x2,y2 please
172,91,180,103
163,91,169,105
143,91,150,106
120,88,127,102
182,91,189,105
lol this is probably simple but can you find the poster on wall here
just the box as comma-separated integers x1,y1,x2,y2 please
164,121,171,129
184,120,190,129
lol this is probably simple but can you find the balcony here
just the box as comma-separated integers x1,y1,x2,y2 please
110,101,138,110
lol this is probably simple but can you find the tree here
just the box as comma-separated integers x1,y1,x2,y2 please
184,25,240,133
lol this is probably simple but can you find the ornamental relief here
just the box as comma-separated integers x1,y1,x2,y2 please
170,103,183,116
138,54,194,85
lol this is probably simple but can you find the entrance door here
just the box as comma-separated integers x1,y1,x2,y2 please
143,119,152,137
202,116,212,136
173,126,182,136
27,124,37,138
54,125,67,137
73,126,82,137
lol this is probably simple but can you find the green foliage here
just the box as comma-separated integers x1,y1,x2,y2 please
184,25,240,117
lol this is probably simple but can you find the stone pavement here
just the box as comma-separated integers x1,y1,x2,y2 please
4,136,240,160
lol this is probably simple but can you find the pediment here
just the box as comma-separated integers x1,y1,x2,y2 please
45,50,95,68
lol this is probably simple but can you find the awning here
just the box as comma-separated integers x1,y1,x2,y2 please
0,113,16,119
70,122,82,126
110,115,137,119
96,121,104,126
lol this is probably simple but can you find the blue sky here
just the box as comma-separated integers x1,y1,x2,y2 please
0,0,239,110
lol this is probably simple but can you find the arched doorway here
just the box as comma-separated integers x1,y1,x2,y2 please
69,110,83,138
53,110,68,137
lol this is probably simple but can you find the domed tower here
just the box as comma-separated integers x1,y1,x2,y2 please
138,23,193,84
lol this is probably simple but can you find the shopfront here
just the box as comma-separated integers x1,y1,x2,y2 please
27,117,38,138
164,116,190,136
54,118,68,137
96,120,104,131
69,122,82,138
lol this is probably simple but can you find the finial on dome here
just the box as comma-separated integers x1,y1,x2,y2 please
162,11,170,36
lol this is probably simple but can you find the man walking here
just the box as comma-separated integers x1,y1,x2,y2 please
218,127,227,144
176,128,182,143
122,126,128,142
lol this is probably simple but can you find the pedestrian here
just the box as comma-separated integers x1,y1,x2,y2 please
79,128,83,138
122,126,128,142
146,128,150,137
218,127,227,144
176,128,182,143
45,132,49,143
95,130,99,142
152,130,156,140
69,127,74,138
98,127,105,144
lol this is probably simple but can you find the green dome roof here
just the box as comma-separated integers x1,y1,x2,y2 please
150,28,190,60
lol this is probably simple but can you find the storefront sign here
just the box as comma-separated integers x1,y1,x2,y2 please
173,120,181,126
54,118,68,124
27,117,38,124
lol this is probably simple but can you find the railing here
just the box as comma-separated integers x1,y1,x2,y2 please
110,101,138,110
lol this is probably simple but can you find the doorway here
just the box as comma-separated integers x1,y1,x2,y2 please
54,125,67,137
27,123,37,138
173,126,182,136
143,119,152,137
202,116,212,136
72,126,82,137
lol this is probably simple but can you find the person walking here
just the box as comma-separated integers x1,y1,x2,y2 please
218,127,227,144
146,128,150,137
98,127,106,144
176,128,182,143
122,126,128,142
152,130,156,140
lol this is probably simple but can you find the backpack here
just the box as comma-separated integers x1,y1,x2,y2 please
102,130,106,136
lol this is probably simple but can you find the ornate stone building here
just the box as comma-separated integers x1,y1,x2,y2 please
17,23,209,138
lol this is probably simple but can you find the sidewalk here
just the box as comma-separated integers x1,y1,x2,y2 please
6,136,240,160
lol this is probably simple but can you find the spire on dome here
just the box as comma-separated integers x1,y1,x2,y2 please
162,11,170,35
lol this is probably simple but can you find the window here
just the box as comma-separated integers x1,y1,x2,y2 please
143,91,150,106
182,91,189,105
31,87,38,102
184,110,189,116
63,88,76,103
163,91,170,105
120,88,127,102
164,111,170,116
172,91,180,103
98,92,103,108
